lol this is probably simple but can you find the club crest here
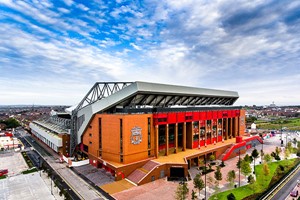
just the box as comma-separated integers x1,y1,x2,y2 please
131,126,142,144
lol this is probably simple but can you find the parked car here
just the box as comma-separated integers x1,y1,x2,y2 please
290,190,298,197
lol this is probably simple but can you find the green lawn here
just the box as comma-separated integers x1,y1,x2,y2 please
209,158,298,200
22,167,38,174
256,118,300,130
0,175,7,180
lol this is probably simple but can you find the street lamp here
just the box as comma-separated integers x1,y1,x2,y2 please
51,174,53,195
236,150,241,187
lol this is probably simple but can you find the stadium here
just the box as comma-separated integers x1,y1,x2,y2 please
30,81,263,186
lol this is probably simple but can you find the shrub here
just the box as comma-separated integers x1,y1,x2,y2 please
227,193,236,200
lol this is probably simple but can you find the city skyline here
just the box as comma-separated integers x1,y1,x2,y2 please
0,0,300,106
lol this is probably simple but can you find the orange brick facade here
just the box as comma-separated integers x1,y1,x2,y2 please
82,109,246,171
82,113,154,164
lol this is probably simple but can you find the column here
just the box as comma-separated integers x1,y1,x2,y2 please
205,120,207,146
198,121,201,147
226,119,229,140
183,122,186,151
230,118,233,139
155,125,159,158
165,124,169,156
175,123,178,153
237,116,240,136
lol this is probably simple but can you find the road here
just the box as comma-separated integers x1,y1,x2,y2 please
271,165,300,200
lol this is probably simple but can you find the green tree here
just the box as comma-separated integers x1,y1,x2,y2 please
263,163,270,176
251,149,259,174
287,142,293,152
243,154,252,163
226,170,236,188
214,166,222,186
193,174,204,197
284,148,290,159
263,153,272,163
293,138,297,146
191,190,197,200
227,193,236,200
241,160,252,177
2,118,20,128
275,146,281,155
175,182,189,200
209,154,216,162
248,174,256,193
262,163,270,183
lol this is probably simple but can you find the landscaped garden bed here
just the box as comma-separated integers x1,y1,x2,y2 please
209,158,300,200
21,151,34,168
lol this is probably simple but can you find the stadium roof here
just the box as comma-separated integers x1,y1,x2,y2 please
69,81,239,113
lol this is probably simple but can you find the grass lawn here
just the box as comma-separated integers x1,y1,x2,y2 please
22,167,38,174
256,118,300,130
209,158,298,200
0,175,7,179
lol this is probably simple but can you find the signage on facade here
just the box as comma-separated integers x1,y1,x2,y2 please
130,126,142,145
240,116,245,126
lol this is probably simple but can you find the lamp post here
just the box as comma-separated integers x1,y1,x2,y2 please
239,150,241,187
280,124,283,147
50,174,53,195
236,150,241,187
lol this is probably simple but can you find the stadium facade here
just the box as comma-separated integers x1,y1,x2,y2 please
30,81,258,185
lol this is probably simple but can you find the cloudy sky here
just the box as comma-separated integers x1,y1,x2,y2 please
0,0,299,106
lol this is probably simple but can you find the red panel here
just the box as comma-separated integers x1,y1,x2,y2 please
222,111,228,118
200,140,205,147
212,137,217,144
167,113,177,124
159,144,165,150
236,110,240,116
218,111,223,118
218,136,222,142
236,136,243,143
206,139,211,145
212,111,218,119
199,112,206,120
206,111,212,120
157,113,168,118
193,141,199,148
229,110,234,118
185,112,193,116
193,112,200,121
177,112,185,122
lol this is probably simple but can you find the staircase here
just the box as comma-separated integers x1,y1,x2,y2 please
219,144,234,161
126,160,160,185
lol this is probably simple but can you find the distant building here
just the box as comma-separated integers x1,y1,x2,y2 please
0,132,20,150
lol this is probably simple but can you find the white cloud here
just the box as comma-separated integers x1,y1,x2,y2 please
63,0,73,6
77,4,89,11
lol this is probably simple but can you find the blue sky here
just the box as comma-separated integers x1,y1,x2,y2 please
0,0,300,106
